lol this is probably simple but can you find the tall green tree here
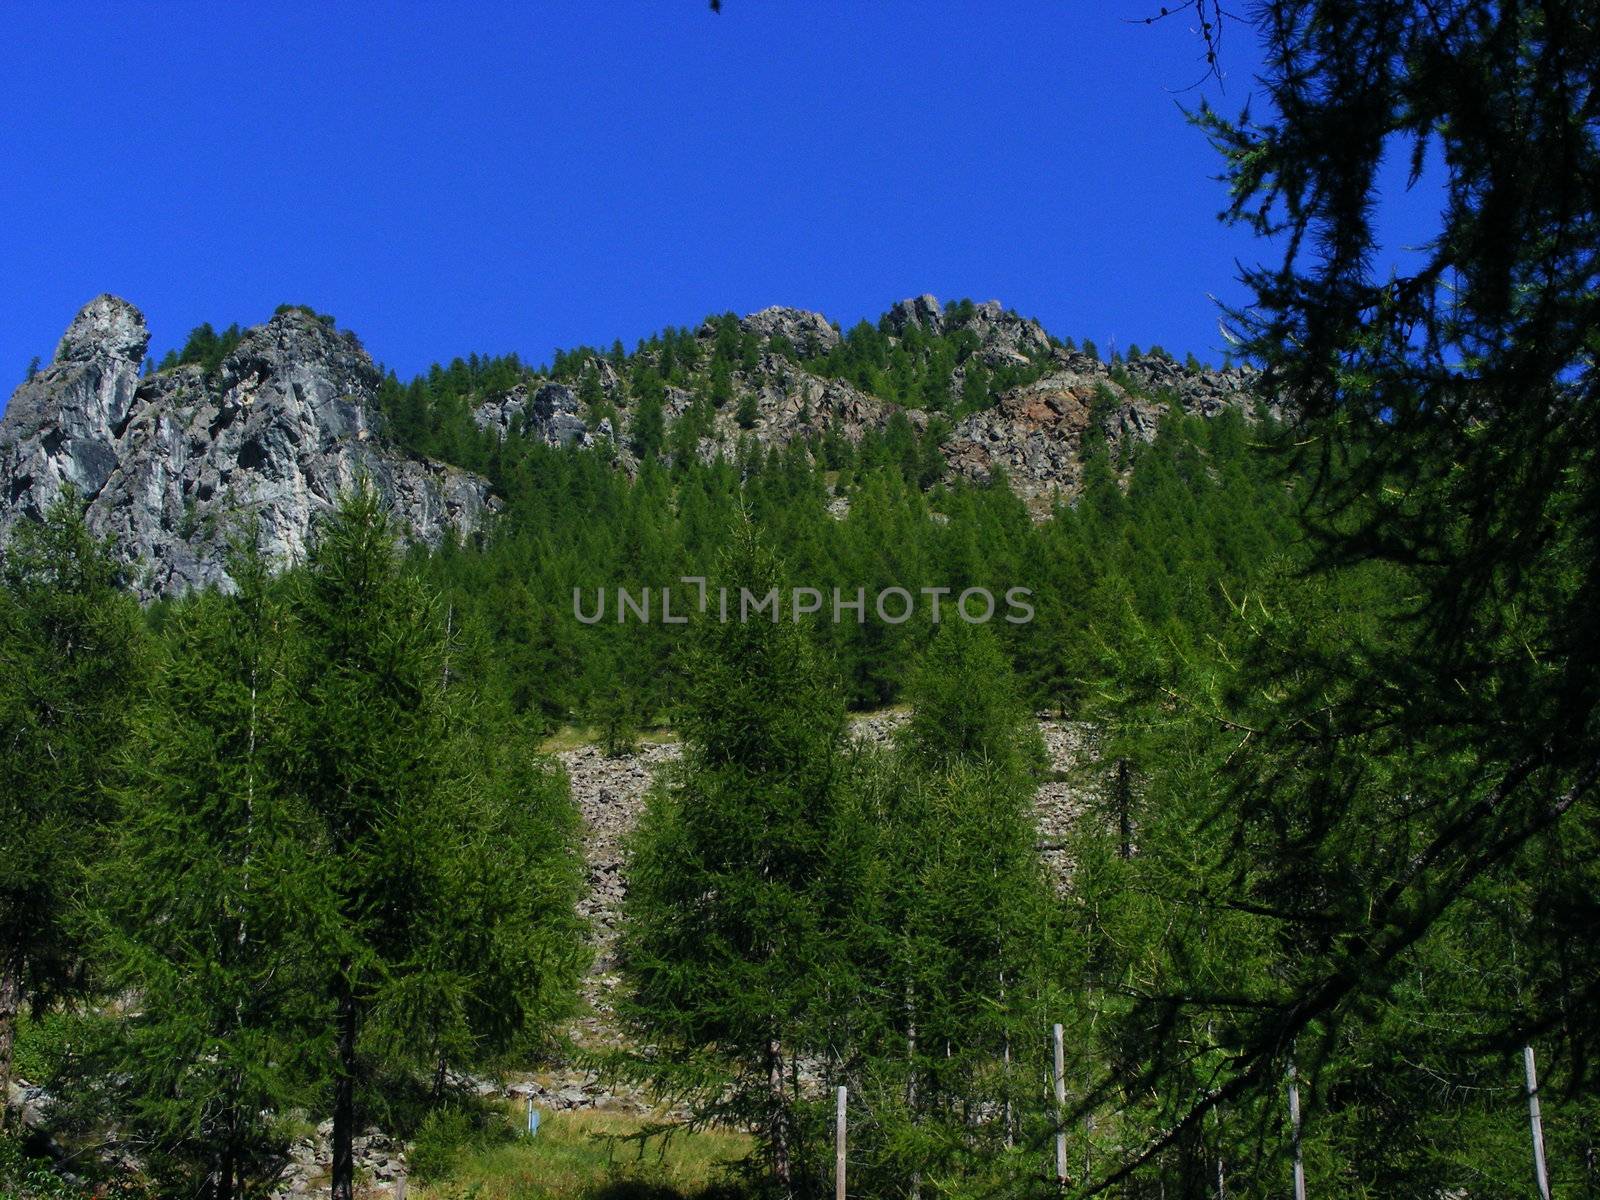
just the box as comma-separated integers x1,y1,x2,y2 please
621,524,847,1197
0,495,145,1112
287,484,583,1200
92,539,320,1199
836,622,1060,1195
1067,3,1600,1192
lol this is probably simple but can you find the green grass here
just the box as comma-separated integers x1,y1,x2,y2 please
540,726,682,755
412,1108,753,1200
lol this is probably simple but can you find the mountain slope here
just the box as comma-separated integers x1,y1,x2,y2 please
0,293,1267,597
0,297,495,598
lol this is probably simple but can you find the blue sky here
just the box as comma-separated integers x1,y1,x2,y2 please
1,2,1440,409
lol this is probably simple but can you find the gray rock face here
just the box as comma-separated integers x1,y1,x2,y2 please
885,293,945,336
1,294,148,514
887,294,1053,365
0,298,496,598
737,305,840,357
474,380,593,448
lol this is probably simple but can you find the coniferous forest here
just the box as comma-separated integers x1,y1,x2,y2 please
3,2,1598,1199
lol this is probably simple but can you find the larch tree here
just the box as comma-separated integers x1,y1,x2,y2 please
93,537,322,1199
286,483,584,1200
620,522,847,1198
0,494,146,1114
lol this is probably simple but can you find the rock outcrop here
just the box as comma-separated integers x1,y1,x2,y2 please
1,294,1270,589
0,297,495,598
735,305,841,357
473,380,594,448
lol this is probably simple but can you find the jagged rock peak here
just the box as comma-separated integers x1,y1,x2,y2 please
885,294,945,335
54,293,150,365
0,297,495,599
737,306,840,357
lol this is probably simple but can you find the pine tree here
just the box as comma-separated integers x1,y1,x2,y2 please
0,494,146,1113
286,483,583,1200
621,524,847,1197
93,538,320,1199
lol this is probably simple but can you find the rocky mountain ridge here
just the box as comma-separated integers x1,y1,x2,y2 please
0,296,495,598
475,293,1266,504
0,293,1267,597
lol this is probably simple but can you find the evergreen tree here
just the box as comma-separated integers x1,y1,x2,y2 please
0,495,145,1111
286,483,583,1200
896,618,1046,783
93,539,319,1199
1064,4,1600,1188
621,524,847,1197
735,387,760,430
835,623,1060,1194
629,370,666,460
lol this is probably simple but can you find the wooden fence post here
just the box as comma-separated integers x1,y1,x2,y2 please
1525,1045,1552,1200
1053,1022,1067,1185
836,1085,847,1200
1287,1061,1306,1200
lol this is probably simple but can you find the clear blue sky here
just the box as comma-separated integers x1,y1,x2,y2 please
0,2,1439,411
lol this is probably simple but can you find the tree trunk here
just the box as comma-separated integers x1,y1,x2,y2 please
215,1137,236,1200
906,982,920,1200
766,1036,792,1198
0,953,21,1131
331,972,357,1200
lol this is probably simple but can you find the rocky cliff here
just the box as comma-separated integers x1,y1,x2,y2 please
0,293,1265,596
0,297,495,598
477,293,1264,505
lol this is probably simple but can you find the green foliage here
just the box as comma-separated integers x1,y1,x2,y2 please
0,1136,98,1200
821,626,1065,1197
1051,4,1600,1193
621,524,848,1193
154,321,245,375
733,388,758,430
285,482,585,1198
90,535,319,1196
897,620,1046,781
0,493,147,1101
272,303,338,326
410,1105,515,1182
629,371,667,460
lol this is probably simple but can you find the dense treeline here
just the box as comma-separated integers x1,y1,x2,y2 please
400,395,1295,740
1,490,587,1200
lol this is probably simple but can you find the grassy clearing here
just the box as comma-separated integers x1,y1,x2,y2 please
540,726,682,754
539,702,911,757
411,1108,752,1200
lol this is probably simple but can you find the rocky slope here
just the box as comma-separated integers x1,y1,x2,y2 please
0,296,495,598
475,293,1265,506
1,293,1264,595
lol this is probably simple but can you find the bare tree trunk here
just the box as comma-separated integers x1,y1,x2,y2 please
331,971,357,1200
767,1036,793,1197
0,953,21,1131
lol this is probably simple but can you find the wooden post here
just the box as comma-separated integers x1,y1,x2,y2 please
1525,1045,1552,1200
393,1175,406,1200
1287,1061,1306,1200
1053,1022,1068,1185
835,1085,847,1200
